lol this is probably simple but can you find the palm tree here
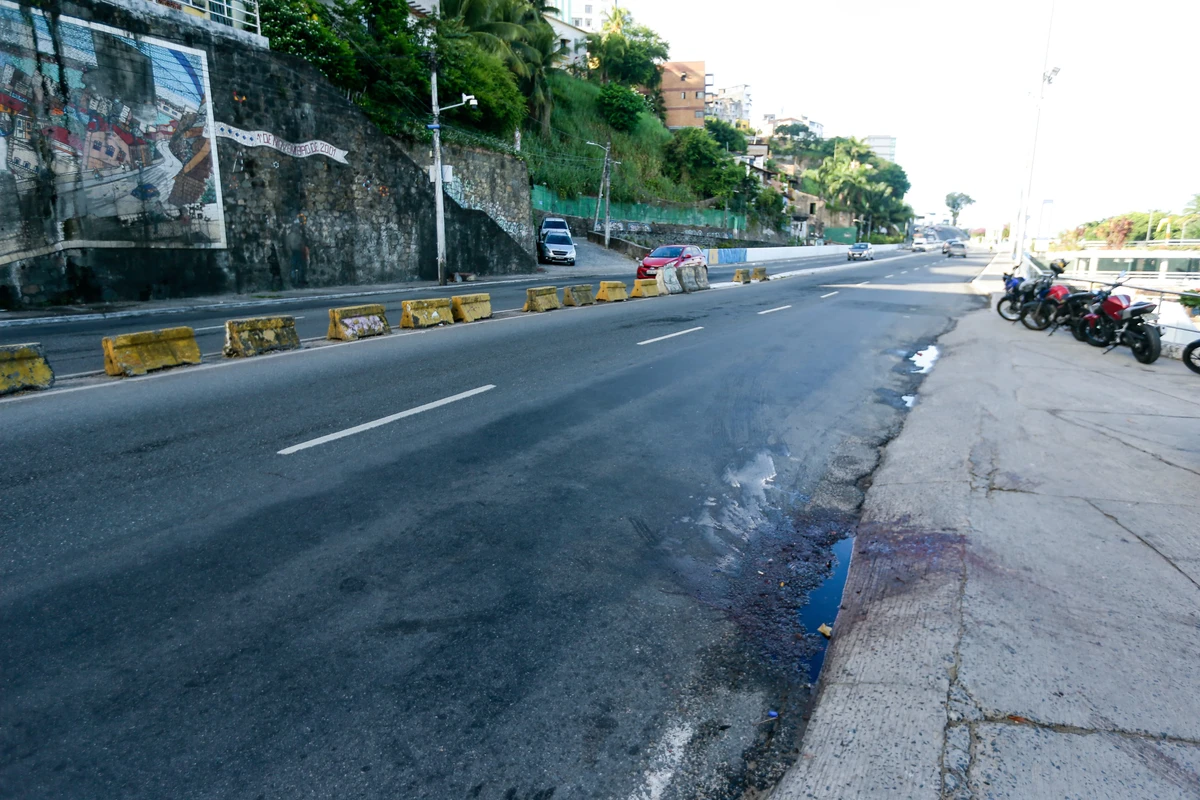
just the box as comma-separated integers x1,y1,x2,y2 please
515,19,565,134
439,0,527,57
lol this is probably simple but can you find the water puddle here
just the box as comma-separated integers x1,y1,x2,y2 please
797,536,855,683
902,394,916,408
909,345,940,373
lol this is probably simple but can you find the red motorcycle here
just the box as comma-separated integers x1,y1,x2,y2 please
1076,275,1162,364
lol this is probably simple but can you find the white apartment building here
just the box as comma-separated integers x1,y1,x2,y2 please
865,134,897,163
543,14,589,65
761,113,824,139
543,0,613,33
708,85,751,126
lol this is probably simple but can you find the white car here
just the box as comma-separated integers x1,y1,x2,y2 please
848,242,874,261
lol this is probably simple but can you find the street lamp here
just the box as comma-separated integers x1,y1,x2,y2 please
586,140,610,231
427,62,479,285
1011,2,1058,268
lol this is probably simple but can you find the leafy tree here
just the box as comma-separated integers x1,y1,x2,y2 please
597,82,646,132
1105,216,1133,249
945,192,975,226
663,127,730,197
1183,193,1200,215
704,118,746,153
260,0,358,87
438,0,528,58
514,18,566,135
585,10,668,88
805,139,886,220
438,34,526,135
773,122,813,140
332,0,430,135
750,186,787,231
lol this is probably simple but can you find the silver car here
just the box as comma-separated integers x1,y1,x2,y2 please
947,241,968,258
848,242,874,261
538,232,576,265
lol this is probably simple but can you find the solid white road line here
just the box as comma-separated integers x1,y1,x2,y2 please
638,326,703,346
820,291,838,299
757,305,791,315
278,385,496,455
856,281,870,286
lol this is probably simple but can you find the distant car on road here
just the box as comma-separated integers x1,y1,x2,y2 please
539,217,571,241
129,183,159,201
948,241,968,258
941,239,958,254
538,232,576,265
637,245,707,281
912,236,930,252
848,242,874,261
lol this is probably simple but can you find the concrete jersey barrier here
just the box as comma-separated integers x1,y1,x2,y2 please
523,286,562,312
657,267,683,295
401,298,454,328
563,285,595,306
679,266,700,293
1,342,54,395
102,327,202,377
733,269,751,284
630,279,659,298
327,304,391,340
752,267,769,281
452,294,493,322
595,281,628,302
695,266,711,290
224,316,302,357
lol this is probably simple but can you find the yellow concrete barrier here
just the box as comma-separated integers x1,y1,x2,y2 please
452,293,493,322
327,304,391,340
563,284,595,306
0,342,54,395
630,278,660,298
752,267,769,282
400,298,454,328
734,269,751,284
223,316,301,357
102,327,201,377
522,286,562,312
596,281,628,302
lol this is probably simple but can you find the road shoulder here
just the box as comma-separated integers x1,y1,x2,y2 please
771,301,1200,799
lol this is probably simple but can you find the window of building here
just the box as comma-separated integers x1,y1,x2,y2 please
585,18,591,26
681,92,687,99
695,91,703,99
584,3,591,11
809,203,816,214
694,110,704,118
572,17,581,25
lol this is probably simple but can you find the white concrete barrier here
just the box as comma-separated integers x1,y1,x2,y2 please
707,243,901,265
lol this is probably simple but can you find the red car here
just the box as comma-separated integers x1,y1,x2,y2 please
637,245,708,281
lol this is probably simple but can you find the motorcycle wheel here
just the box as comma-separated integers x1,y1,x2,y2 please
1130,326,1162,365
1071,317,1089,342
1021,301,1053,331
1183,340,1200,375
1084,319,1113,348
996,297,1021,321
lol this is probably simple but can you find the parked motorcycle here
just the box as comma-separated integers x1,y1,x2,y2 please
1075,273,1163,364
1025,285,1098,338
1184,339,1200,375
995,272,1026,321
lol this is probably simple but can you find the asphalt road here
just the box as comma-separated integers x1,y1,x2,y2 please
3,247,953,377
0,249,988,799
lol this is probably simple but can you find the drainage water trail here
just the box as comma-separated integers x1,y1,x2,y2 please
798,536,855,683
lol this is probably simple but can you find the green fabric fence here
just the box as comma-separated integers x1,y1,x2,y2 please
532,186,746,230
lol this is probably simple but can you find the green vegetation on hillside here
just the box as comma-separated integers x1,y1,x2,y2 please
1057,196,1200,249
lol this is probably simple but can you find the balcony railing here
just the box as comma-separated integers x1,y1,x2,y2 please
153,0,261,37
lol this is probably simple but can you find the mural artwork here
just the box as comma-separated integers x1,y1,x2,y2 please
0,1,224,264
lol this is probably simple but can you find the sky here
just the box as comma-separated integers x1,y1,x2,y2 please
624,0,1200,232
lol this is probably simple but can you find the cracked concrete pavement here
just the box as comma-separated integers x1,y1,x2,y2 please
772,291,1200,798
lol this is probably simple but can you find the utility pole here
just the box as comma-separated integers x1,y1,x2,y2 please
588,139,610,232
603,160,620,249
1146,209,1154,243
429,48,447,286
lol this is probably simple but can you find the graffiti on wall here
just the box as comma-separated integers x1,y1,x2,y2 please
0,1,224,264
214,121,349,164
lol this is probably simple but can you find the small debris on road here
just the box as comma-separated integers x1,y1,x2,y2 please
817,623,833,638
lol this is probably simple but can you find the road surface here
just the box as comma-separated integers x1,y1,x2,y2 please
1,249,987,799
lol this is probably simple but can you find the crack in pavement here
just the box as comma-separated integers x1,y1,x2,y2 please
1048,409,1200,480
1085,499,1200,593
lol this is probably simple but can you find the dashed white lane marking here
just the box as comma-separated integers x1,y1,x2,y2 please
278,384,496,455
901,270,908,274
820,291,838,299
637,326,703,346
885,274,894,278
757,305,791,315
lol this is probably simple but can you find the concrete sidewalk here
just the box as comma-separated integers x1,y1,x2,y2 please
773,299,1200,798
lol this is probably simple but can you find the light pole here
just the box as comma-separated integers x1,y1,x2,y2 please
427,47,477,286
1012,1,1058,267
603,160,621,248
1145,209,1154,244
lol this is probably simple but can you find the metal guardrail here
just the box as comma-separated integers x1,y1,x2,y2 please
160,0,261,36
